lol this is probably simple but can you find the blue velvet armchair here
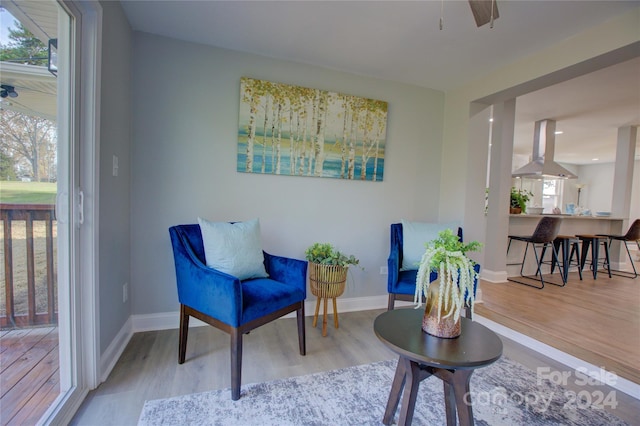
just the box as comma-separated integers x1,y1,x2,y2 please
387,223,479,318
169,224,307,400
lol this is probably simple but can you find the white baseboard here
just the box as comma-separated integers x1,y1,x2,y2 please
475,315,640,400
99,295,639,403
99,316,133,383
481,269,508,282
131,310,186,332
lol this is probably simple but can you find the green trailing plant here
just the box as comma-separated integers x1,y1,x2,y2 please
305,243,360,268
414,229,482,321
510,187,533,212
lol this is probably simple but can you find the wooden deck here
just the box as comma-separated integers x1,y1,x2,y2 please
0,327,59,426
476,267,640,385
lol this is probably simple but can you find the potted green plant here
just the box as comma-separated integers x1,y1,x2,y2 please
414,229,481,338
510,187,533,214
304,242,360,267
305,243,360,336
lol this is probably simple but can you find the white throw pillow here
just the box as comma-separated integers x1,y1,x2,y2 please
400,220,460,271
197,217,269,280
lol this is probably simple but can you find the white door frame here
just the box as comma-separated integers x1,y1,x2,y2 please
38,1,101,423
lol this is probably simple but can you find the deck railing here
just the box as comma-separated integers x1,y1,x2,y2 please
1,204,57,329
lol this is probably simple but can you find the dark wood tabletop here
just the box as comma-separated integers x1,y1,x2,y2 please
374,308,503,369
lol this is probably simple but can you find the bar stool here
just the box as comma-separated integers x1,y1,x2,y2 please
550,235,583,282
575,234,611,279
507,216,564,289
597,219,640,278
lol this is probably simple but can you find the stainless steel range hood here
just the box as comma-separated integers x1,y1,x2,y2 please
511,119,577,179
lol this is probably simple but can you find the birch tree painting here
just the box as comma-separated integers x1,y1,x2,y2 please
238,77,388,181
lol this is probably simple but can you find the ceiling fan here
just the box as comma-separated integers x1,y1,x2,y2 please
468,0,500,28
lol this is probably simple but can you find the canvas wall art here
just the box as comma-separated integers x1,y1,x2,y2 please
238,77,387,181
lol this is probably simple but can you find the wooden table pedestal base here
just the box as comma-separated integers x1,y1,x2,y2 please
383,356,475,426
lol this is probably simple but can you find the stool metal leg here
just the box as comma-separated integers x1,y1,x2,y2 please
549,238,581,282
508,241,566,289
548,243,567,286
580,239,594,279
592,239,599,279
578,237,611,279
606,239,638,278
570,242,582,281
602,241,612,278
561,239,570,282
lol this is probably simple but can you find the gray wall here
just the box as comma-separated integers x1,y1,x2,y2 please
98,1,132,352
130,32,448,315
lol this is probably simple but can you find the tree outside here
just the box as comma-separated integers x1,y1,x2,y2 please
1,14,57,182
1,110,57,182
0,19,48,66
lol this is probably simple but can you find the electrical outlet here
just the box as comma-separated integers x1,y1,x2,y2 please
380,266,388,275
123,282,128,303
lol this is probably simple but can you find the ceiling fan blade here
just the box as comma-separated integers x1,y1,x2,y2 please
468,0,500,27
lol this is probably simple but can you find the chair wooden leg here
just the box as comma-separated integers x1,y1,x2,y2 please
297,304,306,355
178,304,189,364
230,328,242,401
387,294,396,311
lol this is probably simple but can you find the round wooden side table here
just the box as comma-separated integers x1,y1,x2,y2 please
374,308,503,426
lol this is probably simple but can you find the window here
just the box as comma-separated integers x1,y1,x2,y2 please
542,179,563,213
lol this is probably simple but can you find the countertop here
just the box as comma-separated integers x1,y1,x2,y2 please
509,214,625,220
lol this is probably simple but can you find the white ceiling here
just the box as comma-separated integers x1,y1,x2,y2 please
120,0,637,91
514,56,640,165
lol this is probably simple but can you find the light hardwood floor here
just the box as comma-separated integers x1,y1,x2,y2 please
71,308,640,425
476,271,640,385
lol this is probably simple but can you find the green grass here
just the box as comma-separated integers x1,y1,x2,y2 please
0,181,57,204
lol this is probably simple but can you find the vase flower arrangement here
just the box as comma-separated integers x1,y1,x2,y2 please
414,229,481,334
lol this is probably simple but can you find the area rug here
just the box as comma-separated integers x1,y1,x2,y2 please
138,357,628,425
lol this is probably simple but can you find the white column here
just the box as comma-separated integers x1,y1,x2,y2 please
610,126,637,267
481,99,516,282
463,103,491,259
612,126,637,218
463,103,491,300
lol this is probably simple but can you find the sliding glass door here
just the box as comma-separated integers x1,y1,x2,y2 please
0,1,98,421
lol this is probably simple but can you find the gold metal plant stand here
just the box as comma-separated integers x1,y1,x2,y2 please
308,262,347,337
